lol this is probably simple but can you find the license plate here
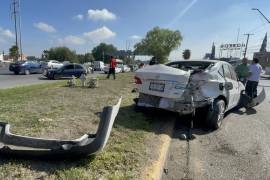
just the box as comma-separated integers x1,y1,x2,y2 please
149,82,165,92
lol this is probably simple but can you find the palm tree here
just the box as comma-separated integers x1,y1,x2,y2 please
183,49,191,60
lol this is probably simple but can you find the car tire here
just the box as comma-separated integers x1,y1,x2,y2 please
53,74,60,80
206,99,225,130
24,69,30,75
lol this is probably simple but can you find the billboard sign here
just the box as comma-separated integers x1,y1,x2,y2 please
220,43,245,50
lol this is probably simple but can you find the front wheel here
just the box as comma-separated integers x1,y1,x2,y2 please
206,99,226,130
24,69,30,75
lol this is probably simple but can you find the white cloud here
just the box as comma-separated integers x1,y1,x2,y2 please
73,14,84,21
130,35,142,40
33,22,56,33
58,35,85,45
0,27,15,38
88,9,116,21
83,26,116,42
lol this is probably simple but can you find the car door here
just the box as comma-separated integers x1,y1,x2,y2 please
27,62,35,73
32,62,40,73
74,65,84,77
228,64,241,106
62,64,74,77
223,64,238,109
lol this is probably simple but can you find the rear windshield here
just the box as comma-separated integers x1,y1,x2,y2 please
166,61,214,71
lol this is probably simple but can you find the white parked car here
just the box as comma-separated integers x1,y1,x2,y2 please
93,61,105,71
47,60,63,69
103,66,122,74
135,60,249,129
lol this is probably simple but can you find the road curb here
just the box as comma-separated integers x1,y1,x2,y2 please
140,119,175,180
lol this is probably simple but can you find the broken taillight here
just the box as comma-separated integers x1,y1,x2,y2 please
135,76,142,84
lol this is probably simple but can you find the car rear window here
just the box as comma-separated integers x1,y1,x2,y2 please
166,61,214,71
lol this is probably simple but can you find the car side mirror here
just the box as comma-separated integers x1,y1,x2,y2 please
225,82,233,90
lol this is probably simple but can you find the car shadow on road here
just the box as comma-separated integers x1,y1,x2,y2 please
38,76,72,80
231,107,257,115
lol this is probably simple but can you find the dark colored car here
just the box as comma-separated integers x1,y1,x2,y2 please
44,63,86,79
9,61,43,75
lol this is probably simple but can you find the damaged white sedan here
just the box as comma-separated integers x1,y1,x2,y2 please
134,60,246,129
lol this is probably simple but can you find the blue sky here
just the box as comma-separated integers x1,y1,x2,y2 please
1,0,270,60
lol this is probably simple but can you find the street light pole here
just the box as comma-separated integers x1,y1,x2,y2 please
252,8,270,24
243,33,254,58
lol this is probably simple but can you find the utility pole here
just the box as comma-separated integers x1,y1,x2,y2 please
243,33,254,58
11,0,22,61
18,0,23,61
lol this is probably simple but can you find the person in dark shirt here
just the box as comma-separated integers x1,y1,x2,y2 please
149,56,157,65
107,56,117,80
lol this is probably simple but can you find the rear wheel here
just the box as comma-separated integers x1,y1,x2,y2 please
206,99,225,130
53,74,60,80
133,98,145,112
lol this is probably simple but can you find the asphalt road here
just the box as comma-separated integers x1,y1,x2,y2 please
0,66,55,89
0,66,103,89
162,78,270,180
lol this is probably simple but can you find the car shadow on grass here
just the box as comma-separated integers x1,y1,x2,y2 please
115,105,215,140
0,104,212,176
0,154,97,179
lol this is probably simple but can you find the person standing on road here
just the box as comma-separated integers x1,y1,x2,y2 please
245,58,262,98
235,58,249,85
107,56,117,80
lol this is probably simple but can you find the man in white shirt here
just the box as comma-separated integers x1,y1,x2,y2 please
245,58,262,98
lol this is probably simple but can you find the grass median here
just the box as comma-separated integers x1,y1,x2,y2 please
0,73,170,179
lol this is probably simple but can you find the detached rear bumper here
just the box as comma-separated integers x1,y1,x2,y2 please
0,98,122,158
137,93,211,114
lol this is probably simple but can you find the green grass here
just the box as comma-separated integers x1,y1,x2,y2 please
0,73,156,179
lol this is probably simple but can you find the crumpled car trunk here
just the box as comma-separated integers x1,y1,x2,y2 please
0,97,122,158
136,64,191,99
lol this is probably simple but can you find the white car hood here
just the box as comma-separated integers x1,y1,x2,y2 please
136,64,191,99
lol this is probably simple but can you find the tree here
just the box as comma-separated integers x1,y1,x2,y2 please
45,47,78,63
92,43,118,63
27,56,37,60
77,53,94,64
9,45,19,60
42,50,50,60
84,53,94,62
134,27,182,64
183,49,191,60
